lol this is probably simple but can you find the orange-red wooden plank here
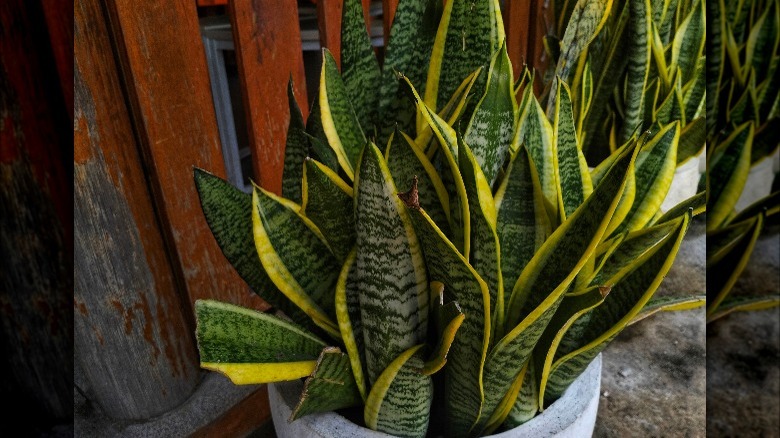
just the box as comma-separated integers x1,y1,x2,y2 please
229,0,309,196
41,0,74,122
504,0,532,80
317,0,344,66
382,0,399,43
102,0,266,312
75,0,200,420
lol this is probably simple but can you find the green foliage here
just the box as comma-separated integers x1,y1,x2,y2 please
192,1,705,436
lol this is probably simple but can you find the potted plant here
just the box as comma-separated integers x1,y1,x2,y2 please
705,0,780,322
192,0,705,436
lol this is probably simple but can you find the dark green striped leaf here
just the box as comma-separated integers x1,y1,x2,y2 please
282,79,309,204
554,79,593,219
340,0,381,132
683,58,706,123
707,121,753,230
292,347,364,420
193,169,312,330
424,0,504,116
495,145,551,321
707,294,780,323
320,49,367,180
501,361,538,430
195,300,326,384
306,100,340,171
301,159,355,263
386,130,452,238
677,116,705,165
464,41,517,186
620,0,652,144
354,143,429,385
401,202,490,437
252,187,340,338
744,0,778,85
517,92,558,224
729,190,780,225
422,300,466,375
544,212,689,403
364,345,433,438
334,248,367,400
628,294,706,326
670,0,705,83
655,190,706,224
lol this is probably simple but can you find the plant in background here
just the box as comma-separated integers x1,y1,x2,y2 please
705,0,780,322
192,0,704,436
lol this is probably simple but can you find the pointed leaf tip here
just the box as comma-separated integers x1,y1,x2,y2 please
399,176,421,210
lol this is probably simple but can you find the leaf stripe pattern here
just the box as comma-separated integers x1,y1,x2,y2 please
707,121,753,230
620,0,652,144
354,143,429,385
364,345,433,438
340,0,382,132
252,187,340,337
502,361,538,429
403,204,490,438
196,300,326,384
301,158,356,263
464,41,517,186
554,79,593,220
335,248,367,400
478,142,637,432
193,169,313,331
320,49,367,180
292,347,364,420
282,79,309,204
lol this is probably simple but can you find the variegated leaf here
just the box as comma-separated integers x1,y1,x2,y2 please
282,79,309,204
334,248,367,400
422,300,466,375
301,159,355,262
620,0,652,144
677,116,705,165
655,190,706,224
340,0,381,132
554,79,593,220
628,294,706,326
501,361,538,430
670,0,705,83
707,121,754,230
292,347,364,420
354,142,428,385
195,300,326,384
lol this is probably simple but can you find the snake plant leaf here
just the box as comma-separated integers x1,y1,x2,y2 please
195,300,327,384
707,121,754,230
677,116,705,165
725,20,747,86
291,347,364,420
401,197,490,438
707,294,780,323
306,100,340,172
610,121,679,235
554,79,593,220
282,79,309,204
729,190,780,225
403,75,471,254
301,159,355,263
707,213,765,317
495,145,551,323
544,212,690,404
193,169,313,331
364,345,433,438
334,248,367,401
517,92,559,225
577,58,594,137
464,41,517,186
683,55,707,120
706,0,725,134
386,130,452,238
654,76,685,125
354,142,429,385
652,0,679,43
320,49,367,180
744,1,779,84
340,0,381,132
479,360,530,435
757,58,780,120
707,216,757,265
753,118,780,165
620,0,652,144
549,0,615,116
458,138,504,336
535,286,609,408
501,361,538,430
513,65,535,97
252,186,341,338
651,21,671,88
379,0,441,141
670,0,705,84
655,190,706,224
416,68,482,152
727,79,759,126
422,300,466,375
581,2,630,154
628,294,706,326
424,0,504,118
478,142,637,432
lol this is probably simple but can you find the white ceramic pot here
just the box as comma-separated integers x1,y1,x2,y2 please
734,148,780,212
269,354,602,438
660,151,704,213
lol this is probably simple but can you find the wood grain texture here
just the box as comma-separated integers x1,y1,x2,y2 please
74,0,200,420
0,0,72,428
504,0,531,79
382,0,399,41
229,0,309,195
190,386,271,438
102,0,266,311
40,0,73,122
317,0,344,68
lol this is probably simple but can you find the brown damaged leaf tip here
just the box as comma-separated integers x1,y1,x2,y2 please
598,286,612,298
398,176,420,210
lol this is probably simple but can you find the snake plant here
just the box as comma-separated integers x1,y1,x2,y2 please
192,0,704,436
705,0,780,322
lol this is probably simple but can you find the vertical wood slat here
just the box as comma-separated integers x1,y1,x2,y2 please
102,0,267,312
74,0,199,420
40,0,74,122
317,0,343,66
1,0,73,426
229,0,309,195
504,0,532,80
382,0,399,43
